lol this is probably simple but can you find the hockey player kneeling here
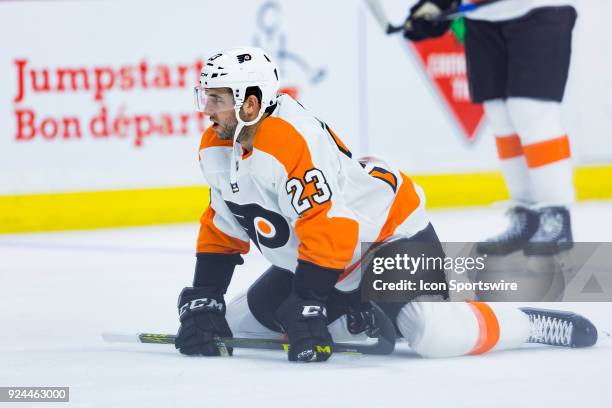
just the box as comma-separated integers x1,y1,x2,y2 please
175,47,597,362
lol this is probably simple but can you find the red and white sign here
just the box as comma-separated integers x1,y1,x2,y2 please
406,32,484,142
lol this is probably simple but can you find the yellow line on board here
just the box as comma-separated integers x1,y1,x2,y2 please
413,164,612,208
412,171,509,208
0,186,210,234
574,165,612,201
1,165,610,233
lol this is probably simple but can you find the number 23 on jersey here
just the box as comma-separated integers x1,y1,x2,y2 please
285,168,332,215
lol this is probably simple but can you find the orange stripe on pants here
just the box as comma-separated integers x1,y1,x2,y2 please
523,135,571,168
467,302,500,355
495,134,523,159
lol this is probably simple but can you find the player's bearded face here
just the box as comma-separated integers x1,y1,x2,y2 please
201,88,239,140
211,110,238,140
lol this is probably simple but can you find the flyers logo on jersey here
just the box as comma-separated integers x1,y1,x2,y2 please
225,201,290,250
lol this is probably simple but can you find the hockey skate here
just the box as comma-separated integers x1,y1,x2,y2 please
523,206,573,256
522,307,597,348
476,206,539,255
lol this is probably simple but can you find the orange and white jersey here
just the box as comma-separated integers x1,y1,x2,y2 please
465,0,573,21
196,94,429,291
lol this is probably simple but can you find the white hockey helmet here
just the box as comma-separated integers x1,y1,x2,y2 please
194,47,280,193
194,46,280,122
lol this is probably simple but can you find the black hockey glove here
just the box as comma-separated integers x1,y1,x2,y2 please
175,287,233,356
347,302,381,338
403,0,459,41
275,292,332,362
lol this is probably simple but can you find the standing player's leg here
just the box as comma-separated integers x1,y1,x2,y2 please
478,99,540,254
485,99,532,206
503,7,578,255
465,19,533,205
464,18,539,254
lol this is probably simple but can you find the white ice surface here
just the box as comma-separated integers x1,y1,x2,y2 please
1,202,612,407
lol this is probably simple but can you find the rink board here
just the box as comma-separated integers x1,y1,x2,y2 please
2,164,610,233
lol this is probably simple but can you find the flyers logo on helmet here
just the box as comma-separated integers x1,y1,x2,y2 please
237,54,252,64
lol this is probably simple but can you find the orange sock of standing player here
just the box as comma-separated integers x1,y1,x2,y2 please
506,98,574,206
484,99,534,206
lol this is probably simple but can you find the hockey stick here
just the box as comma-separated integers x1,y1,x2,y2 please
364,0,508,34
103,304,397,356
102,332,394,355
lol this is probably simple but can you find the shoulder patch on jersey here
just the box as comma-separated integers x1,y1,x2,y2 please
253,117,310,174
199,126,233,153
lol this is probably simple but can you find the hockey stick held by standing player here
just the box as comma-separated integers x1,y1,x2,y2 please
364,0,509,35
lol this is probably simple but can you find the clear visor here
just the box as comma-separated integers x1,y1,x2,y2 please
193,86,236,114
